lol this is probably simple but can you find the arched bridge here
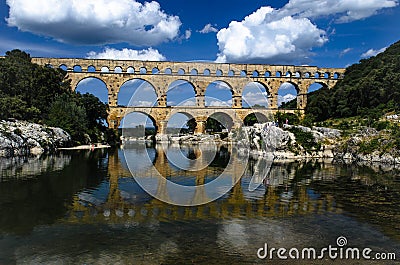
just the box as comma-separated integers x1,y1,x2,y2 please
31,57,345,134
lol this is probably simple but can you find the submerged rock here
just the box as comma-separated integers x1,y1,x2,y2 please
0,120,71,157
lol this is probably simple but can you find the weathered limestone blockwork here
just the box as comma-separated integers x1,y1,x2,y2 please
31,58,345,135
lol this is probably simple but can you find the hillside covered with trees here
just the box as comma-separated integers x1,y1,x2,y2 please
0,50,115,145
306,40,400,122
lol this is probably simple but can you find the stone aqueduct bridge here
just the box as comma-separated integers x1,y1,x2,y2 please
31,57,345,134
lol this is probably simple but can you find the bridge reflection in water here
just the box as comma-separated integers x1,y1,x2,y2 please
67,144,341,224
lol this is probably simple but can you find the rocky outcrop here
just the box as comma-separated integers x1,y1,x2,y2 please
333,127,400,165
0,120,71,157
235,123,341,159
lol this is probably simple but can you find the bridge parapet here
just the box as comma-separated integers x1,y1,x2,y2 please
31,57,345,79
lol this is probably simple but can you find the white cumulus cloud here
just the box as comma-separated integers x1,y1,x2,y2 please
6,0,181,46
278,94,296,106
216,7,327,63
87,47,166,61
207,99,232,107
280,0,397,23
199,23,218,34
242,91,269,107
216,0,397,63
361,47,387,58
185,30,192,40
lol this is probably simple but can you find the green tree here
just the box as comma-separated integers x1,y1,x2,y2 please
0,49,70,121
0,49,113,144
186,118,197,133
45,94,88,144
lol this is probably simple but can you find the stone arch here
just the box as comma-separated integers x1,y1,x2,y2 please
127,67,135,73
114,66,123,73
204,69,211,76
75,76,109,103
71,75,107,90
166,111,195,134
139,67,147,74
165,68,172,74
206,112,235,132
243,111,271,126
191,69,198,75
167,79,196,107
101,66,110,73
73,65,82,72
242,81,269,108
216,69,223,76
205,80,234,107
87,65,96,72
307,81,329,93
152,67,160,74
59,64,68,71
228,70,235,76
118,78,158,107
178,68,185,75
252,70,259,77
119,111,158,136
264,71,271,77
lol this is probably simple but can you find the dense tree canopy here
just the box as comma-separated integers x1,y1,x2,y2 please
305,40,400,121
0,49,113,145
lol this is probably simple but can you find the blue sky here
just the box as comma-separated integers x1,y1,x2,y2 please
1,0,399,128
1,0,399,67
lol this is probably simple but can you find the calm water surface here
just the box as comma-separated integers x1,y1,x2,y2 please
0,143,400,264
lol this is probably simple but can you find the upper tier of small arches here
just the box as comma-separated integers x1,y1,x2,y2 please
32,58,345,80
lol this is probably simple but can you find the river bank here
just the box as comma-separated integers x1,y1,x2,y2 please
147,122,400,165
0,120,71,157
243,123,400,165
3,119,399,165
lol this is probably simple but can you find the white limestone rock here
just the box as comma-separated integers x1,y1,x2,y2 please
0,120,71,157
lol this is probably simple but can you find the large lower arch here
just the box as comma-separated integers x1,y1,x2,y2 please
119,111,158,138
243,111,272,126
242,82,269,108
75,77,108,104
167,80,196,107
166,112,195,134
205,81,233,107
206,112,234,133
118,79,158,107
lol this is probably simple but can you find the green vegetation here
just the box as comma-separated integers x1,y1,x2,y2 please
0,49,114,145
287,127,321,153
305,40,400,122
274,112,300,126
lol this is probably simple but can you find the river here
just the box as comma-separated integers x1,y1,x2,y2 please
0,143,399,264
